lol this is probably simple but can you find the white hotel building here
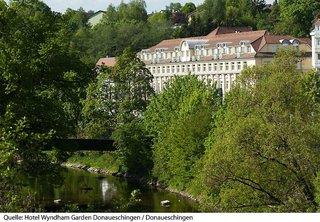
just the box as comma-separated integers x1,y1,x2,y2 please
97,27,313,95
311,18,320,71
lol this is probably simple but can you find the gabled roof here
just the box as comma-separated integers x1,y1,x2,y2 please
88,10,106,20
143,26,312,57
206,30,267,47
253,33,312,51
207,27,253,37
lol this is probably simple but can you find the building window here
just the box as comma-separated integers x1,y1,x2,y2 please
247,46,251,53
237,62,241,70
219,63,223,70
157,67,160,73
225,62,229,71
192,64,196,72
203,64,207,72
171,66,175,73
198,64,201,72
187,64,191,72
318,54,320,60
162,66,165,73
243,62,248,68
231,62,235,70
167,66,170,73
177,65,180,73
182,65,185,72
208,63,212,71
214,63,217,71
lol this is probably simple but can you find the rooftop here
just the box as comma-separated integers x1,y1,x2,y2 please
96,57,116,67
142,27,310,53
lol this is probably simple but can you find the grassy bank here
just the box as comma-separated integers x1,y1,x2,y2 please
67,151,121,174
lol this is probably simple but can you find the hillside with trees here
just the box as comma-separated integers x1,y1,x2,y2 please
63,0,320,67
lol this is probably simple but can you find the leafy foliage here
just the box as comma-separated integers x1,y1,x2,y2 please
0,0,90,211
196,49,320,212
81,48,154,175
144,75,221,189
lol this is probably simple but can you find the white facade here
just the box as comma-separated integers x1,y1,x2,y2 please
147,59,255,94
137,28,311,96
88,11,105,27
311,19,320,70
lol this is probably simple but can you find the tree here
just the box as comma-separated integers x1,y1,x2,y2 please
147,12,173,46
225,0,254,26
0,0,89,210
275,0,320,36
251,0,266,16
202,0,226,26
144,75,221,189
196,48,320,212
118,0,148,22
256,1,280,32
181,2,196,15
81,48,154,175
166,2,182,12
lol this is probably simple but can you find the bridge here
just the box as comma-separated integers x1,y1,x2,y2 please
43,139,116,152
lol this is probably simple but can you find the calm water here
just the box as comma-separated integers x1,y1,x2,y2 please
28,168,199,212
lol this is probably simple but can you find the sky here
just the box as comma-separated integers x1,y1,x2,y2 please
5,0,275,13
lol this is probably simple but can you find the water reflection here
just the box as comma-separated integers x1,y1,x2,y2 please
101,178,117,202
28,168,198,212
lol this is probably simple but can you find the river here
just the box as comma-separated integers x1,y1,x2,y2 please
28,168,199,212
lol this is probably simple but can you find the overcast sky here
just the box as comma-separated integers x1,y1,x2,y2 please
6,0,275,13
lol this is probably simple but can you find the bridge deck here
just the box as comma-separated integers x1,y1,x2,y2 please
44,139,116,151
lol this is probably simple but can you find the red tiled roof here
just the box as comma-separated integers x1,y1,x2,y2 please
96,57,116,67
143,26,311,55
206,30,267,47
147,36,206,52
207,27,253,37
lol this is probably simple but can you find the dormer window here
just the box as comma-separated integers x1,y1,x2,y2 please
280,39,291,46
290,39,300,46
239,40,250,46
174,46,180,51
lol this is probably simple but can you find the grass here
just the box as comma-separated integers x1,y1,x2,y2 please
67,151,121,173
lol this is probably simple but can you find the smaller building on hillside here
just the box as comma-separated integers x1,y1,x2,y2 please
88,10,106,27
96,57,116,67
311,18,320,70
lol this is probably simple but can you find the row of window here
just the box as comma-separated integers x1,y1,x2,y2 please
153,73,237,93
140,45,253,61
148,61,248,75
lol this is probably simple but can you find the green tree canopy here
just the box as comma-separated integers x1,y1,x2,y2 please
196,49,320,212
275,0,320,36
144,75,221,189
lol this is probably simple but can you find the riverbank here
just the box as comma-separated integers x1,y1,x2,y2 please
63,159,200,204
